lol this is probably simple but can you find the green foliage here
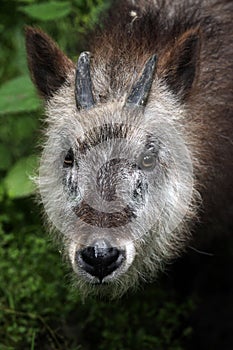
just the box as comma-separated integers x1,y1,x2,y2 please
19,1,72,21
4,155,37,198
0,76,40,115
0,0,195,349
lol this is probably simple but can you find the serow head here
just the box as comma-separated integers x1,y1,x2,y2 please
25,26,199,298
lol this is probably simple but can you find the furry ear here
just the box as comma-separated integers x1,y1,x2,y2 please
159,27,200,100
25,27,74,99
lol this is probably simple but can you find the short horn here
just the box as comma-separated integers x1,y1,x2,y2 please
126,54,157,107
75,51,95,109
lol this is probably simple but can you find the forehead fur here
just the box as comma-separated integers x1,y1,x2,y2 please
46,69,184,133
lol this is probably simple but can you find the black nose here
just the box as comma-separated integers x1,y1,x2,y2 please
77,239,125,282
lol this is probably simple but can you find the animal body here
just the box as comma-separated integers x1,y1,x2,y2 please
26,0,233,299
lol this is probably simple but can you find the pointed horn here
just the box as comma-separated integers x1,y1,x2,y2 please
75,51,95,109
126,54,157,107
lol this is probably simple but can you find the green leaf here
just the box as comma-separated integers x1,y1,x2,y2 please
20,1,72,21
0,76,40,115
4,156,38,198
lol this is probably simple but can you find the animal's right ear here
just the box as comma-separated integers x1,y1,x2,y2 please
159,27,200,100
25,27,74,99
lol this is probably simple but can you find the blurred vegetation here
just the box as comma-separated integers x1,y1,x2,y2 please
0,0,195,349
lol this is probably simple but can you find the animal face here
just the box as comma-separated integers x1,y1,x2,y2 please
25,6,202,297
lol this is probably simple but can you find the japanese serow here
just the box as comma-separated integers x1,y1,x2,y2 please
26,0,233,298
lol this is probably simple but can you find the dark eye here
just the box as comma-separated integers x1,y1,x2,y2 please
63,148,74,168
138,152,157,171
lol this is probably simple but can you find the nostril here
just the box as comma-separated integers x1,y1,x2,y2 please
77,239,125,281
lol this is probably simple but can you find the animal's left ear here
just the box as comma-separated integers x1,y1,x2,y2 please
159,27,200,100
25,26,74,99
